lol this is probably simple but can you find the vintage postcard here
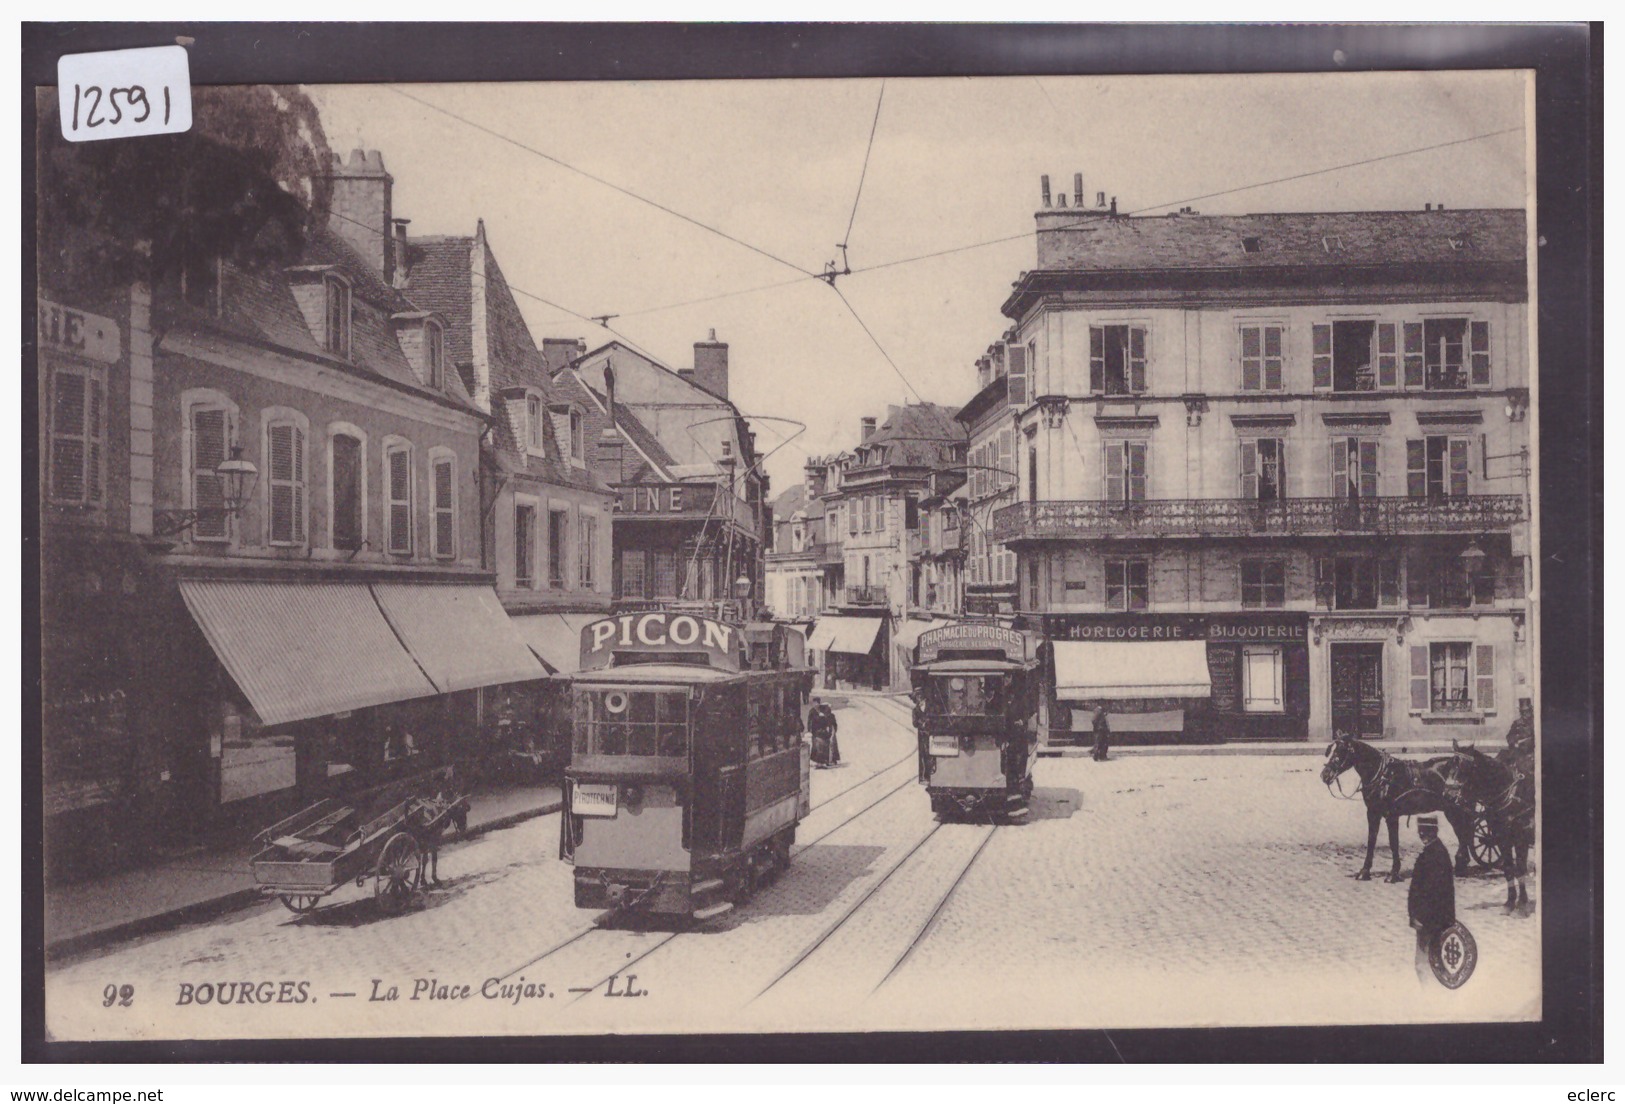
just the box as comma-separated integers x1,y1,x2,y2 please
35,59,1545,1044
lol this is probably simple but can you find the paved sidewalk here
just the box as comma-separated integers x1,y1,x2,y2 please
44,781,562,959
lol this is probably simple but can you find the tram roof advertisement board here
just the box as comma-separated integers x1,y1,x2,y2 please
916,623,1029,665
578,611,745,672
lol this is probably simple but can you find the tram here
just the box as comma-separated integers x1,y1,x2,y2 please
559,609,815,920
911,622,1040,820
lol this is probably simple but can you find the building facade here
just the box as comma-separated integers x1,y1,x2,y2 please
957,346,1020,617
989,181,1531,744
764,482,825,623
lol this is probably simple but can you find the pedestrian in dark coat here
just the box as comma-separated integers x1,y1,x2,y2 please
1408,815,1457,984
1090,704,1111,762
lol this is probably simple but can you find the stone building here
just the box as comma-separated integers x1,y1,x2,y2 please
989,177,1531,745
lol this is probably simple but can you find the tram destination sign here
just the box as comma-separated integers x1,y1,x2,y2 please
916,623,1029,665
579,611,743,672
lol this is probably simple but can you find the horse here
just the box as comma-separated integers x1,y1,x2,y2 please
1320,735,1475,882
1441,742,1534,912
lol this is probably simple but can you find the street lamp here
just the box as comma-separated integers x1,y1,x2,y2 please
1458,539,1487,572
153,445,260,538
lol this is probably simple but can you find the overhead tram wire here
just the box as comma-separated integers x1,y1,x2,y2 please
841,80,887,253
830,285,926,405
387,85,819,280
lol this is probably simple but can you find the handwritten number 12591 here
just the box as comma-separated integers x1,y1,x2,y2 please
70,83,171,132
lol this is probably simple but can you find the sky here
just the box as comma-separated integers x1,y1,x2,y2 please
309,71,1530,495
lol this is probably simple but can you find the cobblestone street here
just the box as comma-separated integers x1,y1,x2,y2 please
46,696,1539,1040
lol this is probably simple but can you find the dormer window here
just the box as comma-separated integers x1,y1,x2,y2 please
1241,236,1263,254
425,320,444,388
1321,236,1344,254
1447,236,1473,251
323,275,351,358
526,394,544,453
569,408,584,464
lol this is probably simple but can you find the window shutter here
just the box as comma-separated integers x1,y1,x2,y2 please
1448,438,1470,497
1129,327,1147,393
1263,326,1283,391
1402,322,1425,388
1376,323,1398,388
849,500,858,535
1089,326,1105,393
1239,440,1258,499
1103,442,1124,502
1312,324,1332,390
1277,441,1289,499
192,407,228,539
1006,342,1028,407
1470,321,1491,387
999,430,1013,490
1475,645,1496,711
1240,327,1261,391
1358,440,1378,498
1410,645,1431,712
1127,442,1148,502
1378,559,1400,607
50,369,88,503
1330,439,1348,498
434,459,454,558
86,377,104,503
1406,439,1427,498
292,428,306,542
389,448,411,553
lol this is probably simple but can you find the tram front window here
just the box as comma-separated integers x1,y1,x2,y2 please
574,690,691,758
927,676,1006,717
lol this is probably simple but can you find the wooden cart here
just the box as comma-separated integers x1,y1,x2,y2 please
251,790,469,915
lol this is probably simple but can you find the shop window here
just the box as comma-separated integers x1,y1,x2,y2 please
1089,324,1147,395
1105,558,1149,612
1407,436,1471,499
1239,325,1284,391
265,415,308,547
515,503,537,588
218,696,296,803
330,432,365,552
48,361,106,507
1240,560,1287,609
1241,646,1285,713
1240,438,1287,501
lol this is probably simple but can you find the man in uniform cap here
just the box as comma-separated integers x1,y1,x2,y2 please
1408,814,1456,984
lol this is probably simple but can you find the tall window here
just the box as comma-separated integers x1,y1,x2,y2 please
1027,440,1039,503
265,418,307,546
1089,324,1147,394
1240,438,1286,501
548,509,568,589
1104,558,1149,611
579,514,596,587
425,321,445,389
1407,436,1470,499
526,395,544,452
1317,557,1399,610
188,400,233,541
619,549,648,599
569,409,584,462
1422,318,1478,390
1103,441,1149,504
1241,560,1287,609
385,443,413,555
330,433,364,551
1331,438,1379,499
48,361,106,506
1312,320,1398,392
323,276,351,358
515,503,536,588
1239,325,1284,391
431,454,456,559
652,549,678,598
1429,642,1473,712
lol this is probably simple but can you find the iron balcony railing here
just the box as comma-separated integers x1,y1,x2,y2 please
845,585,887,606
990,495,1524,542
814,541,844,565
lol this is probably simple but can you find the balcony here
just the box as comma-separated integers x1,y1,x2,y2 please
844,585,887,606
815,541,844,565
990,495,1525,543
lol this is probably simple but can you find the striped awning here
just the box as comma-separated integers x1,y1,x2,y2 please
371,584,548,692
510,612,602,675
178,580,438,727
807,616,884,656
1051,640,1213,699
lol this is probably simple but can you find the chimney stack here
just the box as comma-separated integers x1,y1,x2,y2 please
860,416,877,441
540,336,586,374
323,149,394,282
391,218,411,288
1040,175,1051,208
604,363,617,429
1097,191,1106,208
1074,173,1084,208
692,328,729,399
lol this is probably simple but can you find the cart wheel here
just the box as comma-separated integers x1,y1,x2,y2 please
280,894,321,915
1470,815,1503,868
374,832,422,914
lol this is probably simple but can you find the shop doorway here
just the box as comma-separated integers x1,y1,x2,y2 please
1330,643,1384,740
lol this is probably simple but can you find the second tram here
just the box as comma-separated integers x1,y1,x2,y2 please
911,622,1039,820
559,610,814,920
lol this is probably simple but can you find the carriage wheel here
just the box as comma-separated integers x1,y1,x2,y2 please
279,894,321,915
1470,815,1503,868
374,832,422,914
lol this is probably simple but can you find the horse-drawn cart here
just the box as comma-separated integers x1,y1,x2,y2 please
251,786,469,915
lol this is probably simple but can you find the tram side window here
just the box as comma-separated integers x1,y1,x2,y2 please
929,676,1005,716
574,690,690,758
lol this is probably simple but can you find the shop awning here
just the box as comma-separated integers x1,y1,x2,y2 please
807,616,884,656
178,580,438,727
1052,640,1213,699
892,619,940,653
510,612,602,675
371,584,548,693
